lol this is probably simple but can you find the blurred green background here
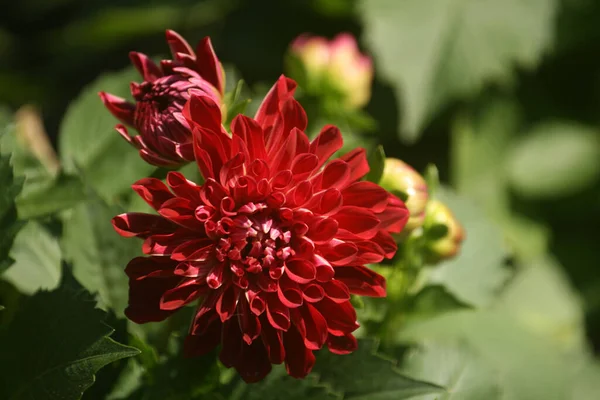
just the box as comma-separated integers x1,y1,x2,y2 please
1,0,599,369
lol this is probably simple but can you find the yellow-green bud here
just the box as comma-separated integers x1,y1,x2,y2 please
379,158,428,232
424,200,465,263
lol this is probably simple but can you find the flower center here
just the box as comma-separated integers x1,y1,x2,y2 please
214,210,295,283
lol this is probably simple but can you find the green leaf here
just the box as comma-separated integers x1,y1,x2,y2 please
0,155,24,273
426,187,510,307
59,67,154,203
409,286,470,321
16,173,85,219
495,256,585,352
506,121,600,198
402,341,502,400
450,98,550,260
313,339,443,400
362,0,557,142
399,257,589,400
224,79,251,127
229,366,335,400
0,271,139,400
2,221,61,294
62,197,140,316
365,145,385,184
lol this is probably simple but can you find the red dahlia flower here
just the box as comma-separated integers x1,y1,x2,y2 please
99,30,225,167
112,76,409,382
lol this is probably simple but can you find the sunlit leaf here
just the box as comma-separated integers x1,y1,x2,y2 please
59,67,154,203
402,341,502,400
426,187,511,307
506,121,600,198
362,0,557,141
62,197,140,316
2,221,61,294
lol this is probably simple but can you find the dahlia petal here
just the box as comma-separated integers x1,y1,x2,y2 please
315,298,359,336
165,29,194,58
326,332,358,355
236,338,273,383
132,178,175,210
112,213,175,238
312,159,350,191
310,125,343,170
283,324,316,379
378,194,409,233
371,231,398,259
270,128,301,172
298,303,328,350
220,318,244,368
160,279,205,310
231,115,267,161
125,256,177,280
305,188,342,216
174,260,214,278
290,153,318,181
285,259,316,284
302,284,325,303
115,124,140,148
313,255,335,283
99,92,135,126
142,229,195,256
139,148,180,167
216,284,239,322
129,51,162,82
125,265,181,323
200,178,228,209
184,94,223,133
190,291,219,333
255,75,297,131
184,316,221,357
170,239,212,261
322,241,358,266
248,290,267,315
322,279,351,303
195,37,225,95
159,197,203,229
166,171,202,200
266,295,291,331
307,217,338,243
220,152,245,188
287,180,313,208
353,243,386,264
333,265,386,297
239,297,262,344
340,148,370,183
341,181,389,213
260,318,286,364
207,262,226,289
280,99,308,141
333,206,380,239
192,126,232,181
277,276,304,308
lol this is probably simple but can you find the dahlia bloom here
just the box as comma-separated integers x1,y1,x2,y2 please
112,76,408,382
99,30,225,167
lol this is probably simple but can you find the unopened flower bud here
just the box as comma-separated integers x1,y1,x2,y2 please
288,33,373,109
423,200,465,263
379,158,428,232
